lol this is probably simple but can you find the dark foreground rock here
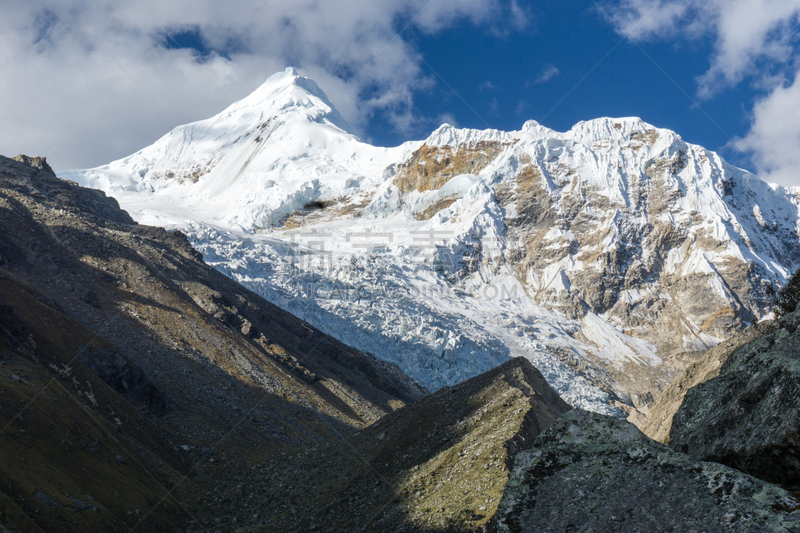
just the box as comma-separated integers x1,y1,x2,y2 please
668,310,800,489
494,409,800,533
637,319,779,443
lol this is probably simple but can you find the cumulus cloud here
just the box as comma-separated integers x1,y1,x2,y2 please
602,0,800,96
602,0,800,185
0,0,523,170
735,69,800,186
601,0,693,41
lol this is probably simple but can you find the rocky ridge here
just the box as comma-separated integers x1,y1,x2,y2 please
194,356,570,532
667,309,800,489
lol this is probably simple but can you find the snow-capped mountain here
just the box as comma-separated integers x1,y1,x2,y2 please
61,67,800,416
70,67,411,230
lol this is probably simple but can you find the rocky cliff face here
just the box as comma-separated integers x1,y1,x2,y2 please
491,119,790,346
494,409,800,533
0,154,423,531
637,319,779,442
666,309,800,489
386,118,800,409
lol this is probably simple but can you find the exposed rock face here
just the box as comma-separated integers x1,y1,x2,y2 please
394,140,512,193
0,154,423,532
638,319,779,442
490,120,799,404
379,119,800,410
494,409,800,533
368,119,800,410
668,310,800,489
203,357,571,532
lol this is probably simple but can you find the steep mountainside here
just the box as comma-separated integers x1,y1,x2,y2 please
0,154,422,531
666,308,800,489
62,68,800,416
637,319,779,442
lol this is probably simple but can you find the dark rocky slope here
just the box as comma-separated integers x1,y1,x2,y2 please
494,409,800,533
0,154,424,531
201,357,570,532
637,319,779,443
667,309,800,489
636,304,800,490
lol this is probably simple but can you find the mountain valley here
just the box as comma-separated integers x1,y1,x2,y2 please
2,67,800,532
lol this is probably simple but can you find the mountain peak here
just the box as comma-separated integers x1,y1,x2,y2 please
224,68,355,134
256,66,328,103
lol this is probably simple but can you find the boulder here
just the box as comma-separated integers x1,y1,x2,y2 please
494,409,800,533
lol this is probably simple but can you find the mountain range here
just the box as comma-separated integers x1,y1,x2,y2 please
2,88,800,529
62,67,800,418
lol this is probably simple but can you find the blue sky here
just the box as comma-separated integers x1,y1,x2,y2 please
379,3,752,171
1,1,799,184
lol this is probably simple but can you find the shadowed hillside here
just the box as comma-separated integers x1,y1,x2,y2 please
203,357,570,532
0,154,424,531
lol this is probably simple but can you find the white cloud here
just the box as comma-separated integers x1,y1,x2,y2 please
735,68,800,186
0,0,523,170
509,1,532,32
697,0,800,97
603,0,800,96
535,64,561,84
489,97,500,115
436,112,460,128
603,0,800,185
479,80,498,91
601,0,693,41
